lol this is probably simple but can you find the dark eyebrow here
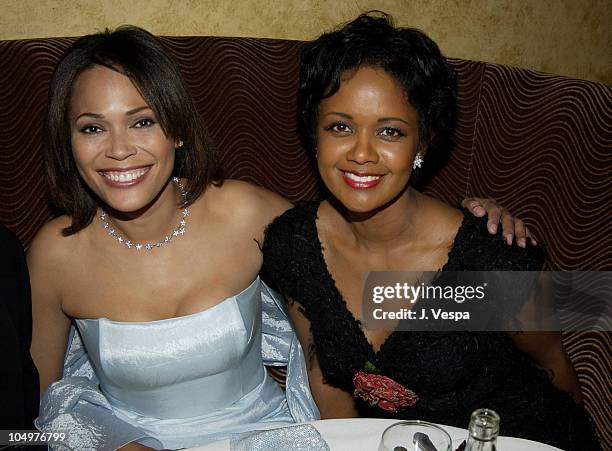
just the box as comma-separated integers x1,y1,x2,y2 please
75,112,103,121
74,106,151,122
322,112,353,120
126,106,151,116
378,117,410,125
321,112,410,126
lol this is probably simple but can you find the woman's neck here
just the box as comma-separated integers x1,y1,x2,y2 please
342,187,423,252
101,178,182,244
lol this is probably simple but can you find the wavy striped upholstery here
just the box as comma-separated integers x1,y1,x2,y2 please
1,36,610,446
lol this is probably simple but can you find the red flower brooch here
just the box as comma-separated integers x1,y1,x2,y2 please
352,361,418,413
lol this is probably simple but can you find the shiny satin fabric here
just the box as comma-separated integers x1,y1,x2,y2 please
35,278,319,450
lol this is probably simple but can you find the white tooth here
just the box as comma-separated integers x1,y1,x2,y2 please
111,174,118,182
345,172,380,182
119,173,127,182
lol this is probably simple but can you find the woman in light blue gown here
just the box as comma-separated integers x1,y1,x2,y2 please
29,26,317,451
28,25,525,450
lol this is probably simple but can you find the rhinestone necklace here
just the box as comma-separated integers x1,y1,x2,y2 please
99,177,189,251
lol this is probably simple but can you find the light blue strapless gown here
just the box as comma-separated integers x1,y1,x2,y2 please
36,278,318,450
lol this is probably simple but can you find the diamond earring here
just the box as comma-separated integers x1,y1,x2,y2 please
413,153,424,169
176,139,184,148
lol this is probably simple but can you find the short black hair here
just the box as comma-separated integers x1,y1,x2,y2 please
298,11,457,186
46,26,222,235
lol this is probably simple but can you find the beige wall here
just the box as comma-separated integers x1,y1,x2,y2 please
1,0,610,85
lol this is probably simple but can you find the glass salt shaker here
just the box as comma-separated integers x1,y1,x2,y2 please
465,408,500,451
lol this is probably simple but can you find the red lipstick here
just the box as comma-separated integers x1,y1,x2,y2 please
341,171,384,190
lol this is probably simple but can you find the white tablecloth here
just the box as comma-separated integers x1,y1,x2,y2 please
188,418,563,450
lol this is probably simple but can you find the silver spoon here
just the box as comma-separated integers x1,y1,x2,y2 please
413,432,438,451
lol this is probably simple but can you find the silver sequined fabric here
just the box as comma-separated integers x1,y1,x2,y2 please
230,424,330,451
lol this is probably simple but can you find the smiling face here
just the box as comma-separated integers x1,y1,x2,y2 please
69,65,176,214
316,66,420,213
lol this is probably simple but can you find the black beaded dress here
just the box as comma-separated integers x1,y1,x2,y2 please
262,201,600,451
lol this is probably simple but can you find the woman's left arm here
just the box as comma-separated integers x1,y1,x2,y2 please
509,331,582,402
462,197,535,247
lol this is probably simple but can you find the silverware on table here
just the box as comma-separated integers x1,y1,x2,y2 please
413,432,439,451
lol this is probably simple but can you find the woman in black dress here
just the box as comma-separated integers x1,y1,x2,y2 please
263,12,600,450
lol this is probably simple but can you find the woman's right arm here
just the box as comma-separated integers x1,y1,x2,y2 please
261,207,358,418
285,299,358,418
27,222,72,392
28,222,158,450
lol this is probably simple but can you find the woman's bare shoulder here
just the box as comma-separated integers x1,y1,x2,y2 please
27,215,80,266
27,215,88,302
414,193,464,244
203,179,291,226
